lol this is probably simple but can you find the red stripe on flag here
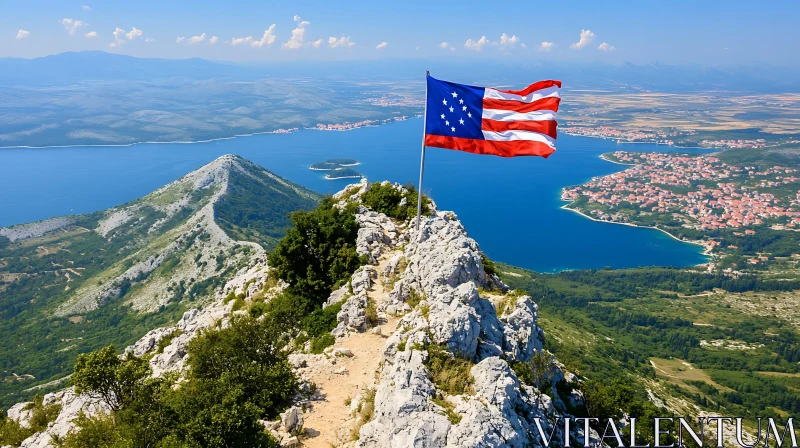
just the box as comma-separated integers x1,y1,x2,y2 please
425,134,555,158
496,80,562,96
481,119,558,139
482,96,561,113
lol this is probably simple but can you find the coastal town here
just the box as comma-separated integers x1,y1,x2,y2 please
560,125,683,145
562,151,800,270
561,125,777,149
313,114,416,131
563,151,800,230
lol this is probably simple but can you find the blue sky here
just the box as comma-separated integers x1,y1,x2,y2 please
2,0,798,65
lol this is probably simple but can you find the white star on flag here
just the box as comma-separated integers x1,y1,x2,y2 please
449,106,454,112
467,112,472,118
459,118,464,125
441,114,445,119
451,92,458,98
451,126,456,132
442,99,447,105
462,106,467,111
459,99,464,104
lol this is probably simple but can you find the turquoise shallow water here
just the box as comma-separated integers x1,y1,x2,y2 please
0,118,708,272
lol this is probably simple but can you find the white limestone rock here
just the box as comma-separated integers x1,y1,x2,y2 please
357,350,451,448
7,402,33,428
280,406,304,436
17,388,109,448
124,326,175,357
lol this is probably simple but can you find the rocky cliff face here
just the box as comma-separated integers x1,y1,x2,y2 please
3,178,595,448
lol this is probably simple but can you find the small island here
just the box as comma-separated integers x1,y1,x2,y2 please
310,158,360,171
325,167,364,180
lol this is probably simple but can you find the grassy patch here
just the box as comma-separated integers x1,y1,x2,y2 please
155,330,184,355
424,344,474,395
431,396,462,424
310,333,335,354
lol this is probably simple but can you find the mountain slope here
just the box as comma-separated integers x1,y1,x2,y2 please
0,155,319,409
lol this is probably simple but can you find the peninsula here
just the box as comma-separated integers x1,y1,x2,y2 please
561,148,800,273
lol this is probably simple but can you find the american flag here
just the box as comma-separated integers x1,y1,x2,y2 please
423,76,561,158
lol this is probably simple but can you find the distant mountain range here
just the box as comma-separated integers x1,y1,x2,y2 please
1,51,799,92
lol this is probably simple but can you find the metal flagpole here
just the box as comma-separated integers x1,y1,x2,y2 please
415,70,429,235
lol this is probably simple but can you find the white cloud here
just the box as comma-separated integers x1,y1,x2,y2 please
282,20,310,49
439,42,448,48
464,36,488,51
126,27,142,40
188,33,206,44
232,24,277,48
60,18,87,35
110,26,142,47
328,35,354,48
85,31,97,37
176,36,185,43
521,43,527,49
376,41,388,50
294,15,301,22
16,29,30,39
145,37,154,42
570,29,595,49
538,41,554,52
497,33,519,48
310,39,322,48
82,5,91,11
598,42,616,51
209,36,218,44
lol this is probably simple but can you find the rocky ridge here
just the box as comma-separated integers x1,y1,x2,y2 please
4,178,595,448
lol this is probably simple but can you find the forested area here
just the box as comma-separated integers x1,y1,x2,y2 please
499,263,800,421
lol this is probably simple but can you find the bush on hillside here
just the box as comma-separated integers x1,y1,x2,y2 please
269,197,364,307
61,315,295,447
361,182,430,221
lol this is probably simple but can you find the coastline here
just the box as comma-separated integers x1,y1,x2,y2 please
560,203,713,260
561,131,706,151
324,175,364,181
598,153,635,166
0,118,413,150
560,150,713,262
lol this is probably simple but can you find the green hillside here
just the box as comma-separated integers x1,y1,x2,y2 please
0,155,319,409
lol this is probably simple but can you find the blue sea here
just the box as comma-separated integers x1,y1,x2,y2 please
0,118,709,272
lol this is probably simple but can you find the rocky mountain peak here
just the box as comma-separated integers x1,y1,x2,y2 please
3,176,591,448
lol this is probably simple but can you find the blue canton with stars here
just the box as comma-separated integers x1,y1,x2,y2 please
425,76,486,140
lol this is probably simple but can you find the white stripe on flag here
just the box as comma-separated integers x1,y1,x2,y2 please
483,86,560,103
482,130,556,147
482,109,557,121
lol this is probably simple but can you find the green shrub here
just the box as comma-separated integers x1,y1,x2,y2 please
405,289,424,309
365,298,378,325
481,253,497,278
230,296,246,312
361,182,430,221
72,346,151,412
310,333,336,354
269,197,363,308
156,330,184,355
424,344,474,395
359,388,376,422
301,302,343,337
0,415,28,447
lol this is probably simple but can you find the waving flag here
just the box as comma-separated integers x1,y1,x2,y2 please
423,75,561,158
